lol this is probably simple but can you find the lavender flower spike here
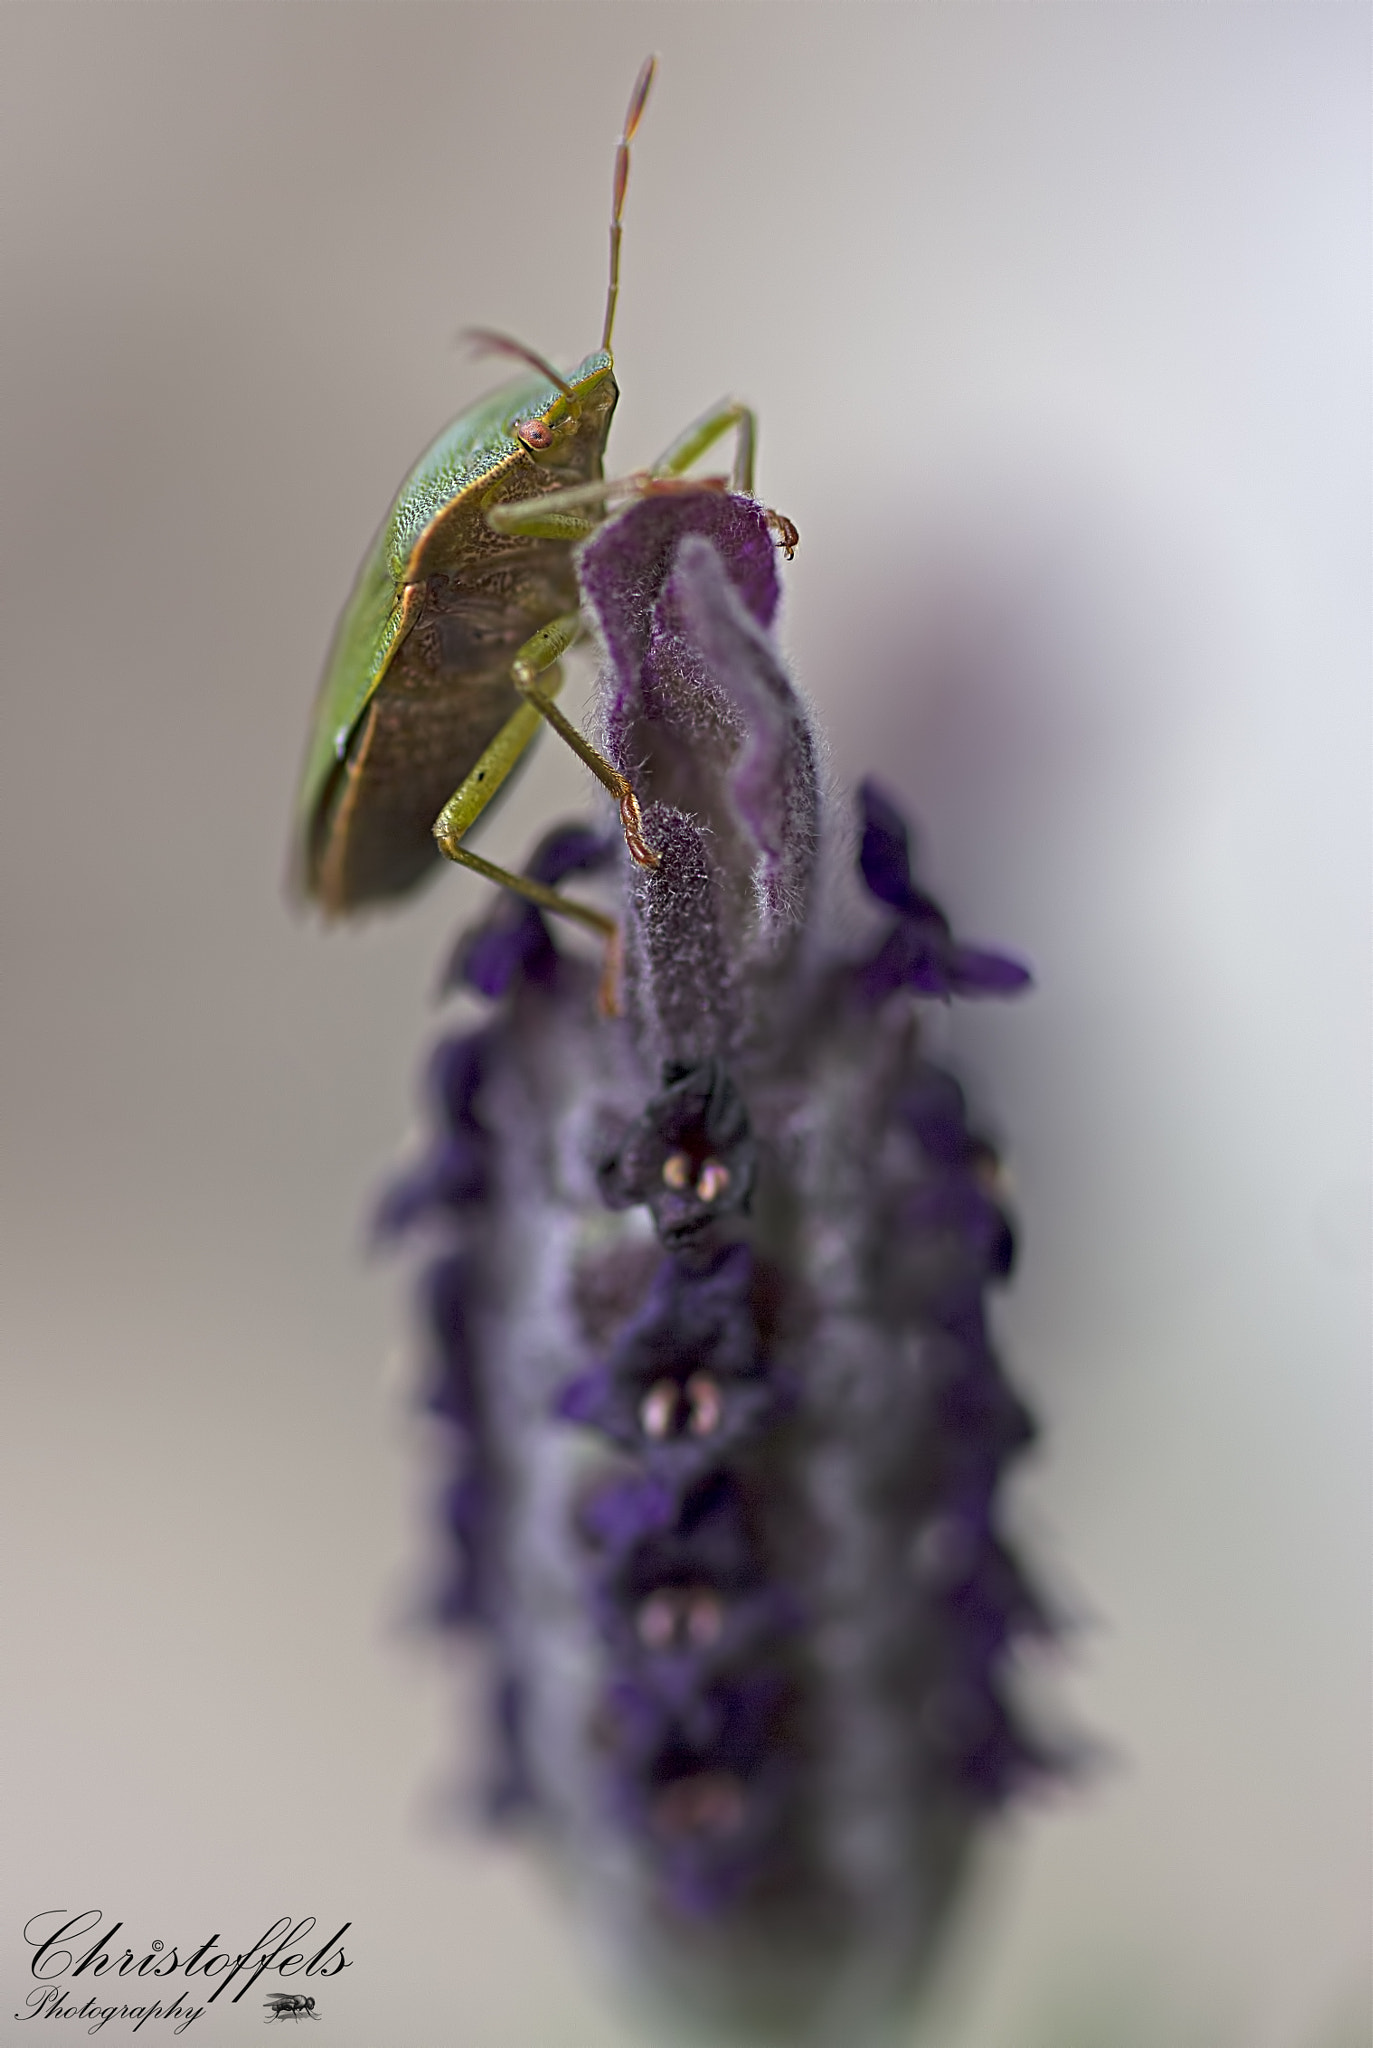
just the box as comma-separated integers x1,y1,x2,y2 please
384,492,1056,2043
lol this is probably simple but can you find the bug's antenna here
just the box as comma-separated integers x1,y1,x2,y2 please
464,329,575,398
601,54,656,357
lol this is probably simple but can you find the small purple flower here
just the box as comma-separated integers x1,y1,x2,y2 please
556,1243,791,1480
589,1467,798,1686
372,1030,492,1239
856,779,1033,1002
597,1060,758,1248
382,491,1060,2038
442,821,619,1001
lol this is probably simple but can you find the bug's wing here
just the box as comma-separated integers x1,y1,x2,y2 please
291,372,560,903
293,532,406,885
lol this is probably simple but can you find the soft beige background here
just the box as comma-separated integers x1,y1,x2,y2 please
1,5,1367,2045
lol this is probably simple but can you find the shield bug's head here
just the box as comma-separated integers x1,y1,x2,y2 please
468,333,617,462
520,353,618,458
468,331,582,449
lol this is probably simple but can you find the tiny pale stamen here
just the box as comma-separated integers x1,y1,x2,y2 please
636,1591,679,1649
696,1160,730,1201
639,1380,679,1440
686,1589,723,1647
661,1152,692,1190
685,1372,722,1437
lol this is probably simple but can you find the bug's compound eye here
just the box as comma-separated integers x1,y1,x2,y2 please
516,416,555,452
695,1159,730,1202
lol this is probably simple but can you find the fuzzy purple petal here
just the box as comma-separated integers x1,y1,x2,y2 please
948,945,1035,996
858,779,951,926
578,492,780,696
666,536,818,946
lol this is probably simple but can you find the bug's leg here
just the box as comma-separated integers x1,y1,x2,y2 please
485,408,789,545
651,399,757,494
433,693,618,942
432,700,625,1012
507,609,661,871
440,832,624,1018
488,469,741,535
482,492,660,868
650,401,799,557
484,475,641,539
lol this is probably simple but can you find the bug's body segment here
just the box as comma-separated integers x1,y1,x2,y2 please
298,353,617,911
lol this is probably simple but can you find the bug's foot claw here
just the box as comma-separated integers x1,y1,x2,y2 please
619,789,660,870
765,508,799,560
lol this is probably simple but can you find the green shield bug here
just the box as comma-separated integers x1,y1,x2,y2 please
294,58,795,956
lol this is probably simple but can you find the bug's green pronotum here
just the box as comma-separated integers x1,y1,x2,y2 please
295,58,795,952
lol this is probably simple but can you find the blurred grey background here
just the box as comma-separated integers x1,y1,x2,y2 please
1,5,1367,2044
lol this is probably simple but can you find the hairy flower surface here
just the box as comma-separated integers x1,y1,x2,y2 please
382,492,1051,2043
